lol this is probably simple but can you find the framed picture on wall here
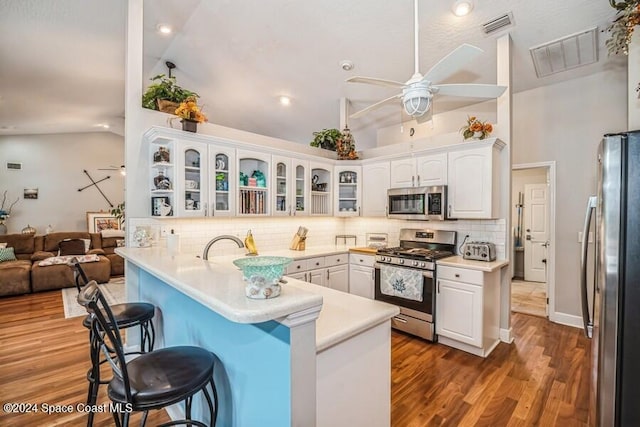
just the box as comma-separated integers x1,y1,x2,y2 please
86,212,120,233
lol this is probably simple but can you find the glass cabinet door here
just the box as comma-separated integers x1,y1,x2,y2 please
183,148,204,216
335,166,362,216
211,148,234,216
274,161,288,215
295,164,306,214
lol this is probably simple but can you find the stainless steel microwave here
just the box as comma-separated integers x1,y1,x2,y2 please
387,186,447,220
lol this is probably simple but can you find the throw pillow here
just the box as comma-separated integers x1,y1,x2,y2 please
0,242,7,248
0,247,17,262
59,239,88,256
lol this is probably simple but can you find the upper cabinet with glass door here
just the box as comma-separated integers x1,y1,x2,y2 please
209,147,235,216
150,137,175,217
334,165,362,217
309,161,332,216
176,141,208,217
272,156,309,217
237,150,270,216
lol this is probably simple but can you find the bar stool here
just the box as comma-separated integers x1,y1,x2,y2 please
69,259,156,426
78,281,218,427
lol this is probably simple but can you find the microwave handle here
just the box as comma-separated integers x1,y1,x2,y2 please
448,204,451,218
416,175,420,185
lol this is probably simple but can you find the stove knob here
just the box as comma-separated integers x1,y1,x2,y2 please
420,262,426,268
481,253,487,258
465,252,471,256
385,257,391,262
398,259,404,265
412,261,418,267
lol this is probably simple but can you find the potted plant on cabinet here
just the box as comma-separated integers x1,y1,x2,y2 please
141,74,200,113
310,128,342,151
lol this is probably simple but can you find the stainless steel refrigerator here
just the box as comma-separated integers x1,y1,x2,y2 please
581,130,640,426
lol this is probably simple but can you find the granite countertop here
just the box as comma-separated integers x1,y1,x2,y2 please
116,246,398,352
437,255,509,272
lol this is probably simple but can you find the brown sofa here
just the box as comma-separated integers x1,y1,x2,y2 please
0,232,123,297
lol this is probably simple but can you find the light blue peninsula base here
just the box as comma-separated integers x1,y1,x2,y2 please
118,247,398,427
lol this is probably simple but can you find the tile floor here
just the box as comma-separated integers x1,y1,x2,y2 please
511,279,547,317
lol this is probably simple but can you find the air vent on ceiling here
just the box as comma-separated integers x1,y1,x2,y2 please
481,12,514,35
6,162,22,170
529,27,598,78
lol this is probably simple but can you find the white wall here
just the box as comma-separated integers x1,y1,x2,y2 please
512,69,627,319
0,132,124,233
630,32,640,130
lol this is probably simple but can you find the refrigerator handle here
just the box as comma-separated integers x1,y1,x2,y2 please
580,196,597,338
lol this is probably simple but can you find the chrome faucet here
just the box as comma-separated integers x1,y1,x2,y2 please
202,235,245,260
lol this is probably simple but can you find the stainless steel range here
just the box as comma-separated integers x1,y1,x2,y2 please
374,229,456,341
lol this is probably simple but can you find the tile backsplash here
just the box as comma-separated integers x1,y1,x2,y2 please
129,216,507,259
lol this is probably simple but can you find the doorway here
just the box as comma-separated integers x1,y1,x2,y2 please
511,163,556,319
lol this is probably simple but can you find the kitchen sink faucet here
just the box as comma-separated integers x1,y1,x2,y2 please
202,235,245,260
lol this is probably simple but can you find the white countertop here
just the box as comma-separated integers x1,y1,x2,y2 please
437,255,509,272
116,246,398,352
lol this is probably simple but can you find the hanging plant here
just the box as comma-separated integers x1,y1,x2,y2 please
605,0,640,56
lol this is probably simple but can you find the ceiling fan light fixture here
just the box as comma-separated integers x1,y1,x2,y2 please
452,0,474,17
402,85,431,117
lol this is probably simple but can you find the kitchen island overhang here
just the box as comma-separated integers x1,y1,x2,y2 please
116,247,399,427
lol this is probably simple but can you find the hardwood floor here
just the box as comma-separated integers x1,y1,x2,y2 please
391,315,591,426
1,290,591,426
0,290,170,426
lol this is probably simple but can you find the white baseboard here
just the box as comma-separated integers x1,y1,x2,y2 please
550,312,583,329
500,328,513,343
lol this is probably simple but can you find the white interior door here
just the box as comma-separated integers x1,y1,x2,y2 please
524,183,549,282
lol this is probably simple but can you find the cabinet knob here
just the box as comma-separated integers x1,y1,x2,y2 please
296,265,301,269
455,274,460,278
315,262,320,266
337,258,340,262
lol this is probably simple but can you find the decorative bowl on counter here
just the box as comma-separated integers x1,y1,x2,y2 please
233,256,293,299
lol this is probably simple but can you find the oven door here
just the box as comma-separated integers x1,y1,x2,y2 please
374,263,434,322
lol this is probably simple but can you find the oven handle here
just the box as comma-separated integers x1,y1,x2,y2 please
374,263,433,279
393,315,408,324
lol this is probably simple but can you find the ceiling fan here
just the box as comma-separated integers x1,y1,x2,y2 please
347,0,507,123
98,165,126,176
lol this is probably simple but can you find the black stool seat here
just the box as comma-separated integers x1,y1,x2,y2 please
109,346,215,408
82,302,155,329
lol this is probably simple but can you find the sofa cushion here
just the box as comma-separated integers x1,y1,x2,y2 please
31,251,56,262
59,239,88,256
31,256,110,292
44,232,92,252
0,259,32,296
0,233,35,255
0,247,17,262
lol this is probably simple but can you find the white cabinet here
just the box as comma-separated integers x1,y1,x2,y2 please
348,253,376,299
362,162,390,217
237,150,271,216
310,162,333,216
390,152,447,188
435,265,500,357
285,253,349,293
272,156,309,217
176,141,208,217
150,138,176,217
334,165,362,217
209,147,235,216
447,139,505,219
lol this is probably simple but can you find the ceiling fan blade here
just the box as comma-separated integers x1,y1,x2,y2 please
350,94,402,119
423,44,484,84
346,76,406,89
432,83,507,98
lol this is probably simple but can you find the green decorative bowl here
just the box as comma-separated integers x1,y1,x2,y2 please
233,256,293,299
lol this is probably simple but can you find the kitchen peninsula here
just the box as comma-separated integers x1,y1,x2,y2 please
116,247,399,427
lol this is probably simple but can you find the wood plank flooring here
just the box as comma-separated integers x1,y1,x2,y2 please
1,290,591,426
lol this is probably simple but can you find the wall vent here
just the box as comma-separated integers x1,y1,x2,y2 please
481,12,514,35
529,27,598,78
6,162,22,170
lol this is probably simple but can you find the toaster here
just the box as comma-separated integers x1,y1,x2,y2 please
463,241,497,262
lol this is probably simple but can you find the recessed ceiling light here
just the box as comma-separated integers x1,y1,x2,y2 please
157,24,173,35
452,0,473,17
340,60,354,71
279,96,291,106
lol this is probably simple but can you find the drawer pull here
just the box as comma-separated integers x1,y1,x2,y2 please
316,262,320,266
393,316,408,324
455,274,460,278
297,265,301,269
337,258,340,262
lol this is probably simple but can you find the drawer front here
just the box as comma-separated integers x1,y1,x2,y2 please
286,259,308,274
349,253,375,268
306,256,326,270
437,265,484,285
325,253,348,267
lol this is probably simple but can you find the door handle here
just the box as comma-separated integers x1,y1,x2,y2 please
542,259,547,263
542,241,549,248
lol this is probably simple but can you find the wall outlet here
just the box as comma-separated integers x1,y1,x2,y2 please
160,227,169,238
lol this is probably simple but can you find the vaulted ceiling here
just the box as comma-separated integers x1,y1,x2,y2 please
0,0,626,148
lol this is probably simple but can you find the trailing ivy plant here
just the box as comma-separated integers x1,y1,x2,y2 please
141,74,200,110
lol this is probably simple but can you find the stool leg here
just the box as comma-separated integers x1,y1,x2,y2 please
86,329,101,427
202,379,217,427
